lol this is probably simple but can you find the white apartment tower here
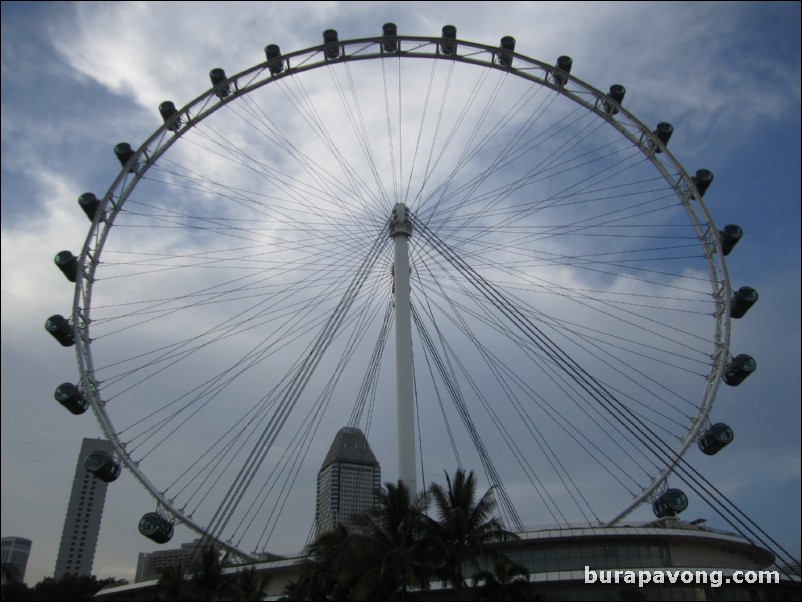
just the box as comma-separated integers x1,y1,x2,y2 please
315,427,380,536
53,438,112,578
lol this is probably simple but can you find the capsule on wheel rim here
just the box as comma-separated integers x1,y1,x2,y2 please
78,192,101,222
653,122,673,152
440,25,457,56
209,68,230,98
730,286,758,319
323,29,340,59
85,450,121,482
54,382,88,415
723,354,756,386
605,84,626,114
54,250,79,282
382,23,398,53
139,512,173,544
114,142,136,171
265,44,284,76
46,314,74,347
553,55,572,85
698,423,734,455
719,224,743,256
158,101,181,132
498,36,516,67
692,169,714,197
652,488,688,518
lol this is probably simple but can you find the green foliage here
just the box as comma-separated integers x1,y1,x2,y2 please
152,548,269,602
425,469,518,591
472,558,532,601
0,574,126,602
286,469,516,601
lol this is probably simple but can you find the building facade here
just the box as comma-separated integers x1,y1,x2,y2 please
53,438,113,578
93,520,801,600
1,536,32,584
135,538,205,582
315,427,381,536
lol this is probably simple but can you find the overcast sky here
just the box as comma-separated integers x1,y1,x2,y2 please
2,1,800,586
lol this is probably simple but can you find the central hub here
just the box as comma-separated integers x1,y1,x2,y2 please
389,203,412,238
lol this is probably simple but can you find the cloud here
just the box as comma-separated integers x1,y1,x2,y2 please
2,1,799,585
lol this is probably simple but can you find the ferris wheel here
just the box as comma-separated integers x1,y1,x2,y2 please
46,25,758,559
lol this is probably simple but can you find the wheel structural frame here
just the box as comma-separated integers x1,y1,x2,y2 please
69,31,732,556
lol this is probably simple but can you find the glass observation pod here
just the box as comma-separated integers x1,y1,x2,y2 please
84,450,121,483
45,315,74,347
731,287,759,319
209,68,230,98
54,250,78,283
719,224,743,256
139,512,174,544
54,382,88,415
78,192,101,222
723,354,757,386
698,423,735,456
652,488,689,518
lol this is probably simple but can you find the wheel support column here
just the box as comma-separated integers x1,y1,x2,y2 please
390,203,417,494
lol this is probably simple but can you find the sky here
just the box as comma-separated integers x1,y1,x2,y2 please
2,1,800,586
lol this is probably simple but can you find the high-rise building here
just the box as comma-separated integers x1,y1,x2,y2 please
135,538,205,582
315,427,380,536
1,537,32,584
53,438,113,578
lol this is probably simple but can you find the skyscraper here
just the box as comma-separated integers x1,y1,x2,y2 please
315,427,380,536
53,438,113,578
1,537,31,584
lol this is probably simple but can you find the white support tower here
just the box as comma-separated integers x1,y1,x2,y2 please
389,203,417,494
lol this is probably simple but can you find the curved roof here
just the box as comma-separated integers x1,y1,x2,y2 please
319,427,378,471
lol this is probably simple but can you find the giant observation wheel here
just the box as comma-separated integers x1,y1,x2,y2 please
47,26,758,559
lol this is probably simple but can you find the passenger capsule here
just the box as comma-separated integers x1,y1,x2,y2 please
265,44,284,75
498,36,516,67
698,423,734,455
158,101,181,132
139,512,174,544
54,250,78,282
440,25,457,56
209,68,230,98
78,192,101,222
719,224,743,256
114,142,135,170
85,450,121,482
45,314,74,347
723,354,756,386
54,382,88,415
652,488,688,518
605,84,626,114
553,55,572,85
653,122,673,152
731,286,758,319
692,169,714,197
323,29,340,59
382,23,398,53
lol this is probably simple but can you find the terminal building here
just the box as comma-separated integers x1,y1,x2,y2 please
95,517,800,600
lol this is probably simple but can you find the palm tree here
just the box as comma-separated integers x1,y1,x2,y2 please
472,558,532,601
190,547,233,602
293,524,360,600
156,563,191,601
350,480,432,600
425,469,517,593
230,565,270,601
